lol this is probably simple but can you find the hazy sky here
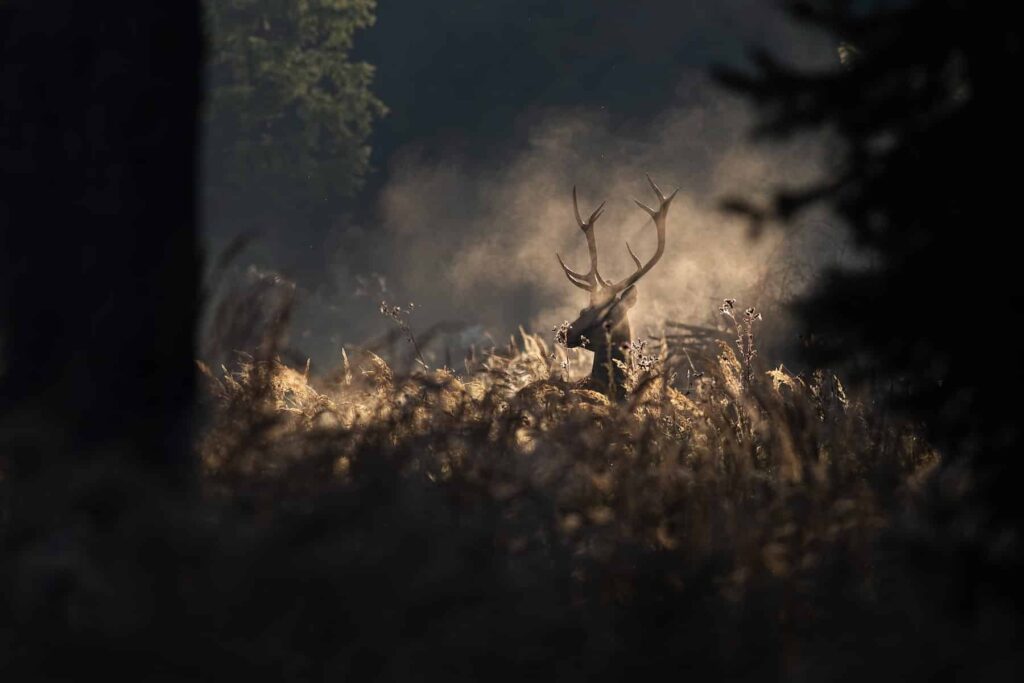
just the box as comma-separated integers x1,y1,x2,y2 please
203,1,841,368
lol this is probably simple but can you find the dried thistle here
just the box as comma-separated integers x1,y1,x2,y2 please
720,299,763,386
380,300,428,370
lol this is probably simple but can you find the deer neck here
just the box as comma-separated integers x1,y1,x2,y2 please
587,317,632,401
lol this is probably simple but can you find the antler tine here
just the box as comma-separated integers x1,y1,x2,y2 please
634,198,658,217
557,253,594,292
610,175,677,292
565,186,611,291
573,186,607,227
583,215,612,288
572,186,585,228
625,242,642,271
646,173,665,202
635,174,678,216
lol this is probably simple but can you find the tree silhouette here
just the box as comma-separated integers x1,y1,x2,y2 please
0,2,203,478
203,0,386,272
718,1,1024,520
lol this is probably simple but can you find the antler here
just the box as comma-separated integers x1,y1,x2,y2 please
609,174,677,292
556,186,611,296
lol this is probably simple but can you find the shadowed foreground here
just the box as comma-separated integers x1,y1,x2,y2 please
8,325,1013,680
2,1,1023,680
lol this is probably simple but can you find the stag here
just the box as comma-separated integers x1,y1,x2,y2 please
557,175,676,400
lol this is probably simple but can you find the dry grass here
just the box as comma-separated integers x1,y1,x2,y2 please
197,315,938,618
5,293,995,680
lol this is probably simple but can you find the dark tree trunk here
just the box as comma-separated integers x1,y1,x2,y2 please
0,2,203,478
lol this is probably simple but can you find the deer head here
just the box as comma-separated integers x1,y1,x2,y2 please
557,175,676,399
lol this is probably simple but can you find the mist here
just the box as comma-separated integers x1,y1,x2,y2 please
297,82,849,372
373,77,844,353
202,1,848,371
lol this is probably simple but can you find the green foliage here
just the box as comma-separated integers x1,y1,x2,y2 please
203,0,386,214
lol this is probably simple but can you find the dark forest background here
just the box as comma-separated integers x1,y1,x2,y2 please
2,0,1023,679
203,0,828,273
201,0,838,369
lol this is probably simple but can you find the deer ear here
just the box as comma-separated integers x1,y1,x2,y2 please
618,285,638,309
